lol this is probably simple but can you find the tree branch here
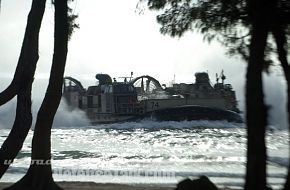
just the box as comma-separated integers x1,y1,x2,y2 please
272,24,290,190
0,83,18,106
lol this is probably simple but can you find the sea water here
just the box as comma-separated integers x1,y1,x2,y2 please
0,120,288,189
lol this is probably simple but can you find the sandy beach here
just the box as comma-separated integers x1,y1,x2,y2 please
0,182,174,190
57,182,174,190
0,182,234,190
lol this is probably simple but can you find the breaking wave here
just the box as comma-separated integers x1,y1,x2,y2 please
87,119,244,130
268,156,289,167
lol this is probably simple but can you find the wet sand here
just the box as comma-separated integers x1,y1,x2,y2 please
0,182,234,190
0,182,173,190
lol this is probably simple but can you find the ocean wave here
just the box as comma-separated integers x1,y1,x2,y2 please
268,156,289,167
69,120,245,130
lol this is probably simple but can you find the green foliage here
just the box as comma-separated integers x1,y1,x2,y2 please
68,6,79,40
141,0,290,70
52,0,79,40
147,0,167,9
142,0,251,59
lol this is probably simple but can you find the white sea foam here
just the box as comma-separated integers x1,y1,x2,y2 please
0,127,288,189
85,120,244,130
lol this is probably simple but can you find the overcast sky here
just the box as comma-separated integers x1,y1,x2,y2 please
0,0,288,128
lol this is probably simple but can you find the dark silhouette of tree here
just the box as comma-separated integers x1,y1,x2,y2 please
0,0,47,178
140,0,290,189
273,26,290,188
3,0,69,189
269,2,290,189
0,0,78,189
245,1,271,189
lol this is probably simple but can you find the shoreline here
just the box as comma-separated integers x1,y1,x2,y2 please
0,182,174,190
0,181,236,190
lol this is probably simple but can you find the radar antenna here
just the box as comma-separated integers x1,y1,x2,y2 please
119,71,134,83
216,73,219,84
221,70,226,84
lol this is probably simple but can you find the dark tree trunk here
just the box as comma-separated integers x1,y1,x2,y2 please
0,86,32,178
245,0,272,189
272,25,290,190
0,0,46,106
4,0,69,189
244,21,269,190
0,0,46,178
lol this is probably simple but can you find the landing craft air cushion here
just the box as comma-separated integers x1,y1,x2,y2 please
63,72,243,124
